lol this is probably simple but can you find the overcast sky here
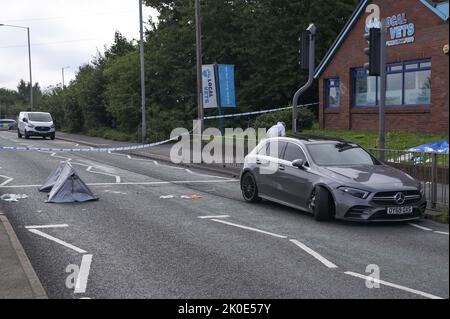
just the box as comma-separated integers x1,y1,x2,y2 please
0,0,158,91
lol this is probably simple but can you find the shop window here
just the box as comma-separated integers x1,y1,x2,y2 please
352,60,431,107
325,78,340,108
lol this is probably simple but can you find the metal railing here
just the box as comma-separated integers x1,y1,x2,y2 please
369,149,449,210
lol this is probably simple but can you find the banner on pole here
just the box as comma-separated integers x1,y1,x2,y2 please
217,64,236,108
202,64,219,109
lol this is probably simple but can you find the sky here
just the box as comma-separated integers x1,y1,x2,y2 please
0,0,158,91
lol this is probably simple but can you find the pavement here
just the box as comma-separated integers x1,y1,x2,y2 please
0,130,449,299
0,214,47,299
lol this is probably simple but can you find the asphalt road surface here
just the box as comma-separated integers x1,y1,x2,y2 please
0,130,448,299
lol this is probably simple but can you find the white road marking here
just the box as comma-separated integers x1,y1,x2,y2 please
75,254,93,294
344,271,443,299
198,215,230,219
86,166,121,183
26,224,69,229
0,175,14,186
185,169,231,180
0,179,239,189
28,229,87,254
153,161,159,165
211,219,287,239
408,223,433,231
290,239,338,269
434,231,449,236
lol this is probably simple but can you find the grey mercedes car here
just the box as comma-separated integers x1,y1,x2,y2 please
240,135,427,222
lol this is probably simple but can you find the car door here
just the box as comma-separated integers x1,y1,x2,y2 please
277,142,314,209
256,140,287,199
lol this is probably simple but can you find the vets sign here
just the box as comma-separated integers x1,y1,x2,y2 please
202,64,236,109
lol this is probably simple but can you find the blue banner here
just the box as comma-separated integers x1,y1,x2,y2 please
218,64,236,108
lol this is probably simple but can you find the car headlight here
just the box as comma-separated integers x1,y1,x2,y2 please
338,186,371,199
418,183,425,196
27,123,35,128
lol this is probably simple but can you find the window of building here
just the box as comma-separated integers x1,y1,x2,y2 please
325,78,340,108
352,60,431,107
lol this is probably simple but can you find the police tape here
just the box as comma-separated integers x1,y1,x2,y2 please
0,135,180,153
204,102,319,120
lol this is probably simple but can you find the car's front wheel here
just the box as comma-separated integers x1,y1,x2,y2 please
241,172,261,203
50,133,55,140
312,186,334,221
24,130,30,139
18,130,22,138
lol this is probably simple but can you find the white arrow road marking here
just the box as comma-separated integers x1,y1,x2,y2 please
0,175,14,186
75,254,93,294
86,166,121,183
26,224,69,229
28,229,87,254
290,239,338,269
344,271,443,299
211,219,287,239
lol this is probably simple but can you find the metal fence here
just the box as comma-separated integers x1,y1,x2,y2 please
369,149,449,210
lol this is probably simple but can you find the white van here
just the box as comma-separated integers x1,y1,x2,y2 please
18,112,56,140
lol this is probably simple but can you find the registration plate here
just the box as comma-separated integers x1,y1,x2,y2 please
387,206,413,215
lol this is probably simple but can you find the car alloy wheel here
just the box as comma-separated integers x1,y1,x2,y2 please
241,172,260,203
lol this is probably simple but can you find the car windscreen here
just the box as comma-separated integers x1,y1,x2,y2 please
306,143,379,166
28,113,52,122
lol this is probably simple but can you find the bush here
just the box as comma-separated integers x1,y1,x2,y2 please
253,107,316,131
87,127,135,142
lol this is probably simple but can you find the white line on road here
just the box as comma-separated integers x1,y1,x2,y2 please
434,231,449,236
211,219,287,239
0,175,14,186
344,271,443,299
75,254,93,294
0,179,239,189
86,166,121,183
408,223,433,231
290,239,338,269
28,229,87,254
198,215,230,219
26,224,69,229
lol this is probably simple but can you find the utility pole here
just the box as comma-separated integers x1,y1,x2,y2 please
139,0,147,143
195,0,204,135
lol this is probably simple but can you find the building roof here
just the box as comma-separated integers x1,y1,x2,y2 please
314,0,449,79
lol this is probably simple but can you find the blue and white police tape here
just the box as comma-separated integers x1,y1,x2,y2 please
0,135,179,153
204,102,319,120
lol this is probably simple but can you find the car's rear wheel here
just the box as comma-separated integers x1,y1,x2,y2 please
241,172,261,203
312,186,334,221
18,130,22,138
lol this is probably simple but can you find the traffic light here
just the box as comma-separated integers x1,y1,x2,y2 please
363,28,381,76
299,31,310,70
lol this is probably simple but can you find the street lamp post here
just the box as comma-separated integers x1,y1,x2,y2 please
0,23,33,111
195,0,204,136
62,66,70,88
139,0,147,143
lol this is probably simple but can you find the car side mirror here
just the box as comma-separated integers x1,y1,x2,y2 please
292,159,305,169
23,118,28,123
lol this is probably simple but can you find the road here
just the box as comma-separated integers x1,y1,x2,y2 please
0,130,448,299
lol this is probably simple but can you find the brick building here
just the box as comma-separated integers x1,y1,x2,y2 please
315,0,449,133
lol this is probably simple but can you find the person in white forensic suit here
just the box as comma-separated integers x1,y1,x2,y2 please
266,122,286,138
